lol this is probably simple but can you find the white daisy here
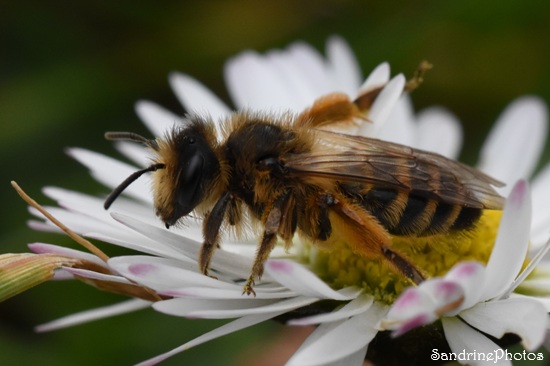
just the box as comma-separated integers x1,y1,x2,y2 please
5,36,549,366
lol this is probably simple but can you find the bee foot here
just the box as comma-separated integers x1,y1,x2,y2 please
201,269,218,280
242,278,256,297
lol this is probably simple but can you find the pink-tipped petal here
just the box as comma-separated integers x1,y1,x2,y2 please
265,259,358,300
481,180,531,301
443,261,485,311
386,286,436,321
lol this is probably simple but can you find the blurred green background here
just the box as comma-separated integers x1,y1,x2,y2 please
2,1,550,365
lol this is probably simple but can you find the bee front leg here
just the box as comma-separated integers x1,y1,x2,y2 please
244,191,291,296
200,192,231,278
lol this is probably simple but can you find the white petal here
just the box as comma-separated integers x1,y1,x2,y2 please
377,94,416,146
153,297,275,318
442,317,511,366
28,243,107,269
28,199,185,260
28,205,138,244
111,212,252,279
94,231,189,260
67,148,152,203
358,62,390,94
530,163,550,246
160,286,296,299
415,107,463,159
288,294,373,326
326,35,362,96
481,180,531,301
153,295,318,319
63,267,133,284
264,259,358,300
108,255,238,291
135,312,287,366
385,285,437,321
35,299,150,332
326,348,368,366
512,292,550,312
224,51,296,110
287,302,385,366
135,100,181,137
443,261,486,311
286,42,332,97
114,141,151,167
42,187,136,225
478,96,548,189
383,280,460,335
460,298,548,350
43,186,154,220
359,74,405,137
169,72,231,138
263,50,317,109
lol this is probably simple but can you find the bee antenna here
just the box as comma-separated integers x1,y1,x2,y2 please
105,132,158,149
104,163,165,210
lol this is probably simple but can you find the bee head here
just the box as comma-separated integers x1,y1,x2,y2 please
104,118,221,229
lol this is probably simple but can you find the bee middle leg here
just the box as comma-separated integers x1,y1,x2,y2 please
243,191,293,296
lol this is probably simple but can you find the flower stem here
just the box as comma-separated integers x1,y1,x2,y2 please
11,181,110,263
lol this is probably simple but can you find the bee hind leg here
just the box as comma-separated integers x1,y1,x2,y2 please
327,194,426,286
381,246,425,285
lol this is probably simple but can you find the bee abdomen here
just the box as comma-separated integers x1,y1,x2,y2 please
361,188,482,236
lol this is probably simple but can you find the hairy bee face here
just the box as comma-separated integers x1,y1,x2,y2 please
152,120,221,228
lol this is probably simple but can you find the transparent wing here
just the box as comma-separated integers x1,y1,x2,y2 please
285,129,504,209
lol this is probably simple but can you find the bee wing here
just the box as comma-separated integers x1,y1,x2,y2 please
285,130,505,210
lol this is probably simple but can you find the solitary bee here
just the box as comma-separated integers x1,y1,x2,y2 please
104,92,504,295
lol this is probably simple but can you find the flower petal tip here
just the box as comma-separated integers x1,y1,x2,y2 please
508,180,529,207
128,263,157,277
266,260,294,274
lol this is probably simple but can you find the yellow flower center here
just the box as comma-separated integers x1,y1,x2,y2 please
298,210,503,303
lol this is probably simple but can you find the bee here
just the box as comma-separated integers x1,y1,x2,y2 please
104,92,504,295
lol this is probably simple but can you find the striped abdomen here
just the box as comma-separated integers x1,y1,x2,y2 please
359,187,482,236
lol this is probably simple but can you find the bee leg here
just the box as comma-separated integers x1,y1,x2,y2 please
243,191,291,296
381,246,425,285
199,192,231,278
327,194,426,286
